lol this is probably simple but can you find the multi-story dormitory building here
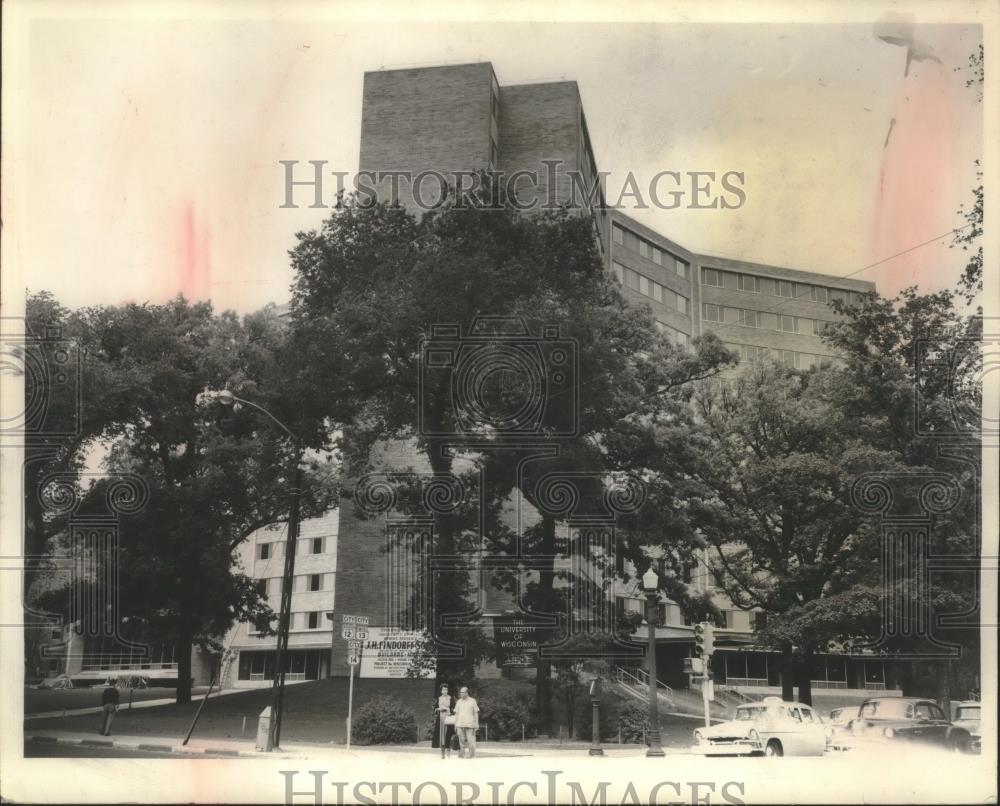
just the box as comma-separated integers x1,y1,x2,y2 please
226,62,892,700
45,62,892,703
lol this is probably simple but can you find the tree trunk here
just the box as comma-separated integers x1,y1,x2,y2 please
937,659,952,718
175,630,193,705
780,648,795,701
795,656,812,705
534,515,557,732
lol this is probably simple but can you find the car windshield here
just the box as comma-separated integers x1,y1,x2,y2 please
859,700,912,719
735,706,767,721
956,706,980,720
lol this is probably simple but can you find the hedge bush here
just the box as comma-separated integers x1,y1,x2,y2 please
617,701,650,743
477,687,536,741
352,696,418,745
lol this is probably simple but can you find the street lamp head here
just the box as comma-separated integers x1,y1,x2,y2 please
213,390,237,406
642,567,659,592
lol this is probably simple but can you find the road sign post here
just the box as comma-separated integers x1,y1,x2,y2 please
341,615,368,750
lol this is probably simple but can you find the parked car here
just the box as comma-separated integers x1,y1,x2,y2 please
951,701,982,753
843,697,973,753
692,696,827,757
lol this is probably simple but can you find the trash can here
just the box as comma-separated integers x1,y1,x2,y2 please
255,706,272,751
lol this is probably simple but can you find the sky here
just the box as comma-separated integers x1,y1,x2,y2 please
4,7,985,315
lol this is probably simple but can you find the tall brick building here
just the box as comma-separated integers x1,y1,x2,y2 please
227,62,890,701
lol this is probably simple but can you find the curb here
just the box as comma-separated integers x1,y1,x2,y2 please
25,734,281,758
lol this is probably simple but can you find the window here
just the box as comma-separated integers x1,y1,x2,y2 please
738,274,760,292
715,611,729,629
830,289,847,303
811,286,828,304
676,294,689,315
739,309,759,328
256,579,268,598
258,543,270,560
625,269,641,291
612,261,624,283
675,258,689,280
638,275,651,296
780,350,799,368
722,306,740,324
702,268,721,287
750,611,767,631
758,277,776,296
778,280,793,298
799,708,815,723
703,303,722,322
779,315,797,333
722,271,739,290
652,247,663,266
613,224,625,245
307,612,319,630
760,312,778,331
312,537,323,555
309,574,321,592
797,317,814,335
813,320,829,335
639,240,650,259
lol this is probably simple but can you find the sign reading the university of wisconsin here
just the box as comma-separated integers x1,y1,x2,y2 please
358,627,433,678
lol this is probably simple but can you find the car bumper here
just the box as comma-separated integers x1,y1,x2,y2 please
694,740,761,756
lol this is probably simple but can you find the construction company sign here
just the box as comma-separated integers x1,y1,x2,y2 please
358,627,433,679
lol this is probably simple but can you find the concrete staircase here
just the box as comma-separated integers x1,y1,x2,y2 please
609,667,731,721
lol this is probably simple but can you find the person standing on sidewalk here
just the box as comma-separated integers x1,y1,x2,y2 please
99,680,119,736
433,684,456,758
453,686,479,759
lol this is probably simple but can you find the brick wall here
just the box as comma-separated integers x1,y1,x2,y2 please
360,63,495,212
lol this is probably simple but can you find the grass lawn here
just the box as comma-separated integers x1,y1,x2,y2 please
25,678,434,744
25,686,211,714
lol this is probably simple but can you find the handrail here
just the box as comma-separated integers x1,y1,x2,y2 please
614,666,674,702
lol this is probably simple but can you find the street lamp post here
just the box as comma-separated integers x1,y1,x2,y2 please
203,389,302,752
642,567,665,757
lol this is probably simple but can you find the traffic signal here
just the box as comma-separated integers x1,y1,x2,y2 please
694,621,706,656
704,623,715,657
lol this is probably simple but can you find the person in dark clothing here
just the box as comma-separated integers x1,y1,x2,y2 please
99,681,120,736
431,684,456,757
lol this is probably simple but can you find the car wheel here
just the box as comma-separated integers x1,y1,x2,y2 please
764,740,783,757
950,735,971,754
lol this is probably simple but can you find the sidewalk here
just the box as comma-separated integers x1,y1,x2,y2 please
23,729,676,759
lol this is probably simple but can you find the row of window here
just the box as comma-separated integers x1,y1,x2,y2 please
257,536,327,560
615,597,766,631
614,262,691,315
726,342,842,370
702,304,831,336
701,268,865,305
613,224,690,280
655,320,690,347
255,573,330,598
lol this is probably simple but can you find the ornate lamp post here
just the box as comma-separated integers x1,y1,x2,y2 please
642,566,665,757
202,389,302,752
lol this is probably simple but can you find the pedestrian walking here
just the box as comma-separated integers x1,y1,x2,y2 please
453,686,479,759
431,683,456,758
99,680,119,736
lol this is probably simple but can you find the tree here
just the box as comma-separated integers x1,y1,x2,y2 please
680,361,902,703
288,185,735,706
952,44,983,305
822,287,982,707
28,295,338,702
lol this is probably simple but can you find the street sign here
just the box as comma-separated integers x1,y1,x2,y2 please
347,639,363,651
355,629,368,640
342,615,370,625
348,654,360,666
342,627,355,640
